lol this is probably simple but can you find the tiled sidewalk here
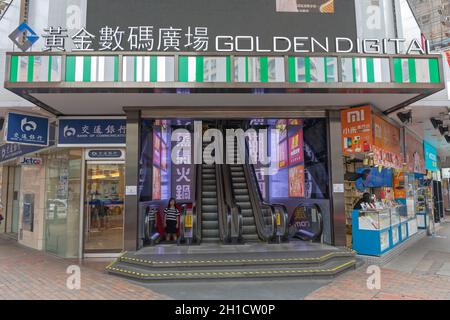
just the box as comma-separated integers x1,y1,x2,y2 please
305,266,450,300
0,236,167,300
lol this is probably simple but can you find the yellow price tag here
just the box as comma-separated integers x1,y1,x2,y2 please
185,214,193,228
276,212,281,226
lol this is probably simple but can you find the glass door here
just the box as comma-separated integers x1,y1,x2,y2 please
11,166,21,234
84,162,125,253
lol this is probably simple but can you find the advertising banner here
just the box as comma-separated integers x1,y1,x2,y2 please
171,131,193,202
152,167,161,200
276,0,335,13
58,118,126,146
288,164,305,197
405,131,426,174
288,128,304,166
424,141,438,172
278,140,288,169
86,0,357,52
373,115,402,169
393,170,406,199
153,132,161,166
5,112,49,147
341,105,372,155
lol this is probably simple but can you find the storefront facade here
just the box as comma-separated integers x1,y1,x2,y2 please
0,0,446,259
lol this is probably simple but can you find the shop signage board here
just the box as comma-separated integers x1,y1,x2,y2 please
0,144,43,164
405,130,426,174
4,112,49,147
57,118,126,146
341,105,372,155
424,141,438,172
85,149,125,161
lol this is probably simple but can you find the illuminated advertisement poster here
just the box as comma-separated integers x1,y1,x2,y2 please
153,132,161,166
289,165,305,197
278,140,288,169
152,167,161,200
171,131,193,201
288,129,304,166
373,115,402,168
276,0,335,13
161,142,168,171
393,171,406,199
405,131,425,174
424,141,438,172
341,106,372,155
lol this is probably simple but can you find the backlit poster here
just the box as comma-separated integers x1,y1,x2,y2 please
341,106,372,155
278,140,288,169
161,142,168,171
288,129,304,165
276,0,335,13
405,131,425,174
153,132,161,166
289,165,305,197
373,115,402,168
152,167,161,200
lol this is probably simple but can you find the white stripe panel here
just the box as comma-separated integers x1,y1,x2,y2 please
144,56,150,82
91,56,97,82
157,56,166,82
123,57,128,81
188,56,196,82
361,58,368,82
98,56,105,81
136,56,143,82
415,59,430,83
75,56,84,82
373,58,382,82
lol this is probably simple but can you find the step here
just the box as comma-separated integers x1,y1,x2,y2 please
202,185,217,192
243,234,260,241
236,202,252,210
233,188,249,196
202,221,219,230
242,225,257,234
235,195,250,202
202,211,218,221
202,191,217,198
107,257,357,281
202,229,220,238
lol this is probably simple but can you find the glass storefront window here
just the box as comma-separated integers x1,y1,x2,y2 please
341,57,391,83
13,55,62,82
289,57,337,83
44,150,82,258
235,57,285,82
123,56,175,82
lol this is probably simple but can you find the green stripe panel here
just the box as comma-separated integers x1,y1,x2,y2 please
27,56,34,82
260,56,268,83
48,55,52,81
323,57,328,82
352,57,356,83
428,59,440,83
288,57,296,82
408,58,416,83
366,57,374,83
178,56,189,82
65,56,76,82
83,56,91,82
196,56,204,83
226,56,231,82
114,56,119,82
393,58,403,83
150,56,158,82
305,57,311,83
10,55,18,82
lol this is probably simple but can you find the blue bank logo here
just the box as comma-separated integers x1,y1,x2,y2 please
9,22,39,52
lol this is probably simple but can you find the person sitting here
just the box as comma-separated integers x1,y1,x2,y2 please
164,198,180,242
353,192,373,210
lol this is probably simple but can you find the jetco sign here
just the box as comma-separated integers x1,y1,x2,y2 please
17,157,42,166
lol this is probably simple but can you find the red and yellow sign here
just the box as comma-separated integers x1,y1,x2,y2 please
288,165,305,197
393,170,406,199
341,106,373,155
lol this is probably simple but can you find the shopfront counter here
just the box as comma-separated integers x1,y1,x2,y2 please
352,206,416,256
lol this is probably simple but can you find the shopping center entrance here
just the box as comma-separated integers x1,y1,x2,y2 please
84,162,125,254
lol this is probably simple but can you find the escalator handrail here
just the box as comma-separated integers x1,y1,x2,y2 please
194,164,202,243
221,164,243,242
239,138,277,241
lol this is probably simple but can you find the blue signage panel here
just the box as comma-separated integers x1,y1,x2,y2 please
87,149,123,159
5,113,49,146
58,118,126,146
424,141,438,172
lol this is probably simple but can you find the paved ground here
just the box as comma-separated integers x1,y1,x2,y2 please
0,235,167,300
2,220,450,300
305,221,450,300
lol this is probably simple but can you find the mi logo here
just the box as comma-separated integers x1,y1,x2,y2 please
347,110,365,123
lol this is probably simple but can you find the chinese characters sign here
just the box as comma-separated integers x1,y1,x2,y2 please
58,118,126,146
372,115,402,169
5,112,49,146
172,131,193,201
341,106,372,155
288,128,304,165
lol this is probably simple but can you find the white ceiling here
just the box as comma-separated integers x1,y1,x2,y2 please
31,92,420,115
